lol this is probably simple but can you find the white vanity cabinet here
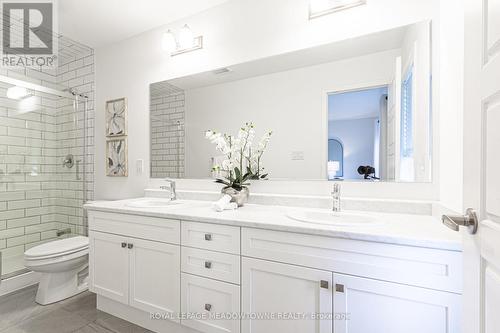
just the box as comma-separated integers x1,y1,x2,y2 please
88,212,181,322
241,227,462,333
180,221,241,333
87,209,462,333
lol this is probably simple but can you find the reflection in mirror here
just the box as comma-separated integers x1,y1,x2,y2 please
150,20,432,182
328,87,388,180
327,139,344,179
150,82,185,178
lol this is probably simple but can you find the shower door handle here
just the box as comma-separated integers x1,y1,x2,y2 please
76,160,81,180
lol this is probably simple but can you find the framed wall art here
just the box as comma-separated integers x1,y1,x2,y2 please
106,138,128,177
105,97,127,137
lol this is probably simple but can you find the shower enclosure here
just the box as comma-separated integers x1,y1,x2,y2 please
0,39,94,288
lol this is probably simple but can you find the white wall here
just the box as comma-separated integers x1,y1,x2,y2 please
95,0,445,200
329,118,377,179
184,50,397,179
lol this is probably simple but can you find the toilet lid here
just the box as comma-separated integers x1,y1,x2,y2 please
25,236,89,259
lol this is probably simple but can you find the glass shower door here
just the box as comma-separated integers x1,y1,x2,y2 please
0,78,85,280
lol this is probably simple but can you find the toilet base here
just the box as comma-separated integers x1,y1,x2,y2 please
35,264,89,305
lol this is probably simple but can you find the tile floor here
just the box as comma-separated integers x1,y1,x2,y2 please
0,287,152,333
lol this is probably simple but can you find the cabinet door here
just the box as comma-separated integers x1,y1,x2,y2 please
129,237,181,322
242,257,332,333
333,273,461,333
89,231,129,304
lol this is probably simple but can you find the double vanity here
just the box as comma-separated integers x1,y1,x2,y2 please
85,195,462,333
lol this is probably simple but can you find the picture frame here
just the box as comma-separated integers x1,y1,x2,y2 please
106,138,128,177
105,97,127,137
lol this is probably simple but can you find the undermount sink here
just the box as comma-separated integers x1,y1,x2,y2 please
286,210,381,227
125,198,182,208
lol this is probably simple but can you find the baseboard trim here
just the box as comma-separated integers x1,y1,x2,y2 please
97,295,196,333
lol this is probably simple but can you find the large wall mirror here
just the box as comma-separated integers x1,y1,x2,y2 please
150,20,432,182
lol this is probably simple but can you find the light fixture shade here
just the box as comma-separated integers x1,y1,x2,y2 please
6,86,30,100
178,24,194,49
162,30,177,52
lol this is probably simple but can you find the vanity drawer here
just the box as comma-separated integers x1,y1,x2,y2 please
242,228,463,293
181,273,240,333
182,247,240,284
88,211,180,245
181,221,240,254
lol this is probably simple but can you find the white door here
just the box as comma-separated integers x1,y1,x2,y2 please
333,273,460,333
241,257,332,333
89,231,129,304
128,237,180,321
462,0,500,332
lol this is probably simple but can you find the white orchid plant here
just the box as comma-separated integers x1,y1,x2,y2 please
205,122,273,190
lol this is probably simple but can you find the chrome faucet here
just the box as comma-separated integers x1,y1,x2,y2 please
161,179,177,200
332,183,341,212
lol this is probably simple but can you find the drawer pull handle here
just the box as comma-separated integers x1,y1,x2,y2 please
204,234,212,241
128,243,134,249
320,280,329,289
205,303,212,311
205,261,212,269
335,284,345,293
121,242,127,248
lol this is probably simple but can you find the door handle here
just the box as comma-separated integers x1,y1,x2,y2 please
121,242,127,248
205,261,212,269
320,280,329,289
442,208,478,234
204,233,212,241
128,243,134,249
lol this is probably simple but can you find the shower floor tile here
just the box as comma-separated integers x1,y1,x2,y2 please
0,287,153,333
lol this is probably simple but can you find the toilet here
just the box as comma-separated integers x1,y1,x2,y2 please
24,236,89,305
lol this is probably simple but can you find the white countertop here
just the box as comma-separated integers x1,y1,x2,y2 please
84,199,462,251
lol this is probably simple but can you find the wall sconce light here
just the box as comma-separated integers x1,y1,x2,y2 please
162,24,203,56
309,0,366,19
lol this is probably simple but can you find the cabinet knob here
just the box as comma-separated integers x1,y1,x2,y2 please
320,280,329,289
204,303,212,311
204,234,212,241
121,242,127,248
205,261,212,269
128,243,134,249
335,284,345,293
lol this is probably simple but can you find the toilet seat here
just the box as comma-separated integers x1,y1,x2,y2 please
25,236,89,260
24,247,89,269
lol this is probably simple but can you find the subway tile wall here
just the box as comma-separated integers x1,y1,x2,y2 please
150,83,185,178
0,39,94,275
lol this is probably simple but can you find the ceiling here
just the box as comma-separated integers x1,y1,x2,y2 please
59,0,230,48
328,87,388,121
